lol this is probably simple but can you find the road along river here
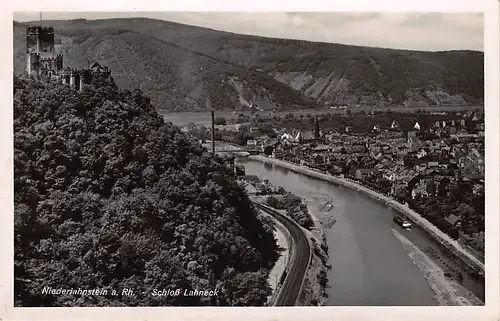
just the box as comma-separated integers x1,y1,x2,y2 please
236,157,485,306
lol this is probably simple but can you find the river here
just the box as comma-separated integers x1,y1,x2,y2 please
235,157,485,306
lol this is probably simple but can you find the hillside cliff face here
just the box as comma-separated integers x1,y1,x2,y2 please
13,18,484,112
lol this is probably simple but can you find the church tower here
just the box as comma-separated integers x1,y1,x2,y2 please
314,116,320,141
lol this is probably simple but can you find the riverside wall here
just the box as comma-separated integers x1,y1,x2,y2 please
248,155,485,278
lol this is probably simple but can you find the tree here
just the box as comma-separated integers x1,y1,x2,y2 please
187,122,197,131
214,117,227,125
266,196,282,209
234,124,253,146
223,270,272,306
257,125,277,138
448,226,460,240
437,179,449,197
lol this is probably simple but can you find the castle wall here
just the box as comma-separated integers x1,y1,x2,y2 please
38,52,56,59
74,74,81,91
56,56,63,70
26,30,39,53
62,73,71,85
39,31,55,53
27,54,33,76
27,53,40,77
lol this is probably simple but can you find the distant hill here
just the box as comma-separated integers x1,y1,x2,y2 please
13,18,484,112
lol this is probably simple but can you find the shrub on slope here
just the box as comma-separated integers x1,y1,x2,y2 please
13,75,279,307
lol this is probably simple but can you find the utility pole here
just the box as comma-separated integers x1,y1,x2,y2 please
211,110,215,154
40,12,42,26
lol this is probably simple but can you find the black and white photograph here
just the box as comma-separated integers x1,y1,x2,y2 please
4,2,500,319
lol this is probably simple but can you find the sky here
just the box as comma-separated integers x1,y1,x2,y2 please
13,12,484,51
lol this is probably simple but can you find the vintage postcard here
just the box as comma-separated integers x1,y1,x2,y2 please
2,0,499,320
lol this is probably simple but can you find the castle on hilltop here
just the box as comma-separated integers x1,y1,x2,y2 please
26,25,111,91
26,26,63,79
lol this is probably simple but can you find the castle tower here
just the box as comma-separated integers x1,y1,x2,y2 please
26,26,63,80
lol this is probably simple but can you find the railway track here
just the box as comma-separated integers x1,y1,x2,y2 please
253,202,311,306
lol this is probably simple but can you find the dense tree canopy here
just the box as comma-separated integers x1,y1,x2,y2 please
14,75,278,307
265,194,314,230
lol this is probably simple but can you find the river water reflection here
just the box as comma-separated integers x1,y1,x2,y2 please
237,157,485,306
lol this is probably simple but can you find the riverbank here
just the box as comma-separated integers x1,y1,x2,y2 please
297,202,330,306
249,155,485,278
392,228,483,306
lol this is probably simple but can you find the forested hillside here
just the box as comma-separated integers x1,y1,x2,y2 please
13,18,484,111
13,74,279,306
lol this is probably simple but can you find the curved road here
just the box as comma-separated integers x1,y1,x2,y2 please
254,202,311,306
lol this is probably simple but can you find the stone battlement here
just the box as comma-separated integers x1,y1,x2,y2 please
27,26,54,34
60,65,110,75
61,67,87,76
28,53,63,60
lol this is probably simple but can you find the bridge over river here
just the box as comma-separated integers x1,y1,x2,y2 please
201,141,261,155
